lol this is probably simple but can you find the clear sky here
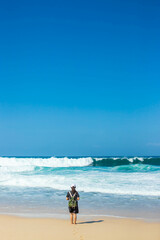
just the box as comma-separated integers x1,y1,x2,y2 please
0,0,160,156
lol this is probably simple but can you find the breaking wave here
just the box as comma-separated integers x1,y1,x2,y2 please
0,156,160,196
0,156,160,171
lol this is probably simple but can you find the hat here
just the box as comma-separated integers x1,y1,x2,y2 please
71,184,76,188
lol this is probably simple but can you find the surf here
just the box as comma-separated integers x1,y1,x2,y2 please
0,156,160,170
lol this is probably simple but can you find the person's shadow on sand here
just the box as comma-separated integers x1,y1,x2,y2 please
77,220,104,224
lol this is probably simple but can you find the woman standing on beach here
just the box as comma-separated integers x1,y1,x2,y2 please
66,184,80,224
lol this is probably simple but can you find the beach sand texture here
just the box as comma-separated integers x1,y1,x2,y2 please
0,215,160,240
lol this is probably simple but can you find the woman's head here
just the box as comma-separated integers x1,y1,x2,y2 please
71,184,76,191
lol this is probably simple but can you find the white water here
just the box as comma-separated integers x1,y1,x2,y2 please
0,157,93,168
0,157,160,220
0,157,160,196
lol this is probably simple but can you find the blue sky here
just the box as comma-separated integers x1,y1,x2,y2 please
0,0,160,156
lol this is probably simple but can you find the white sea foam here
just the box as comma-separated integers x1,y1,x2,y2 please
0,157,93,168
0,165,35,173
0,157,159,197
94,158,103,161
0,169,160,196
94,157,119,161
132,157,144,162
122,157,144,163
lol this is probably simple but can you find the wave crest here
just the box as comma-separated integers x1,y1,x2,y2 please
0,157,160,172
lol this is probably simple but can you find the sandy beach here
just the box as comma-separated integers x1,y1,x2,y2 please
0,215,159,240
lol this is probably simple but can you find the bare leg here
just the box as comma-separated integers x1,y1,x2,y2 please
70,213,73,224
73,213,77,224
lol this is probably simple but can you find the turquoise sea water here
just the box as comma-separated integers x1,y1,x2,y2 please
0,156,160,220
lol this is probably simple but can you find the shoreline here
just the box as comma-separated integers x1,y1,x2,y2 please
0,214,160,240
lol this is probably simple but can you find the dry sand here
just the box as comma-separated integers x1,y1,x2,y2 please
0,215,160,240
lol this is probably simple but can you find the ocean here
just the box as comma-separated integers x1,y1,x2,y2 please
0,156,160,221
